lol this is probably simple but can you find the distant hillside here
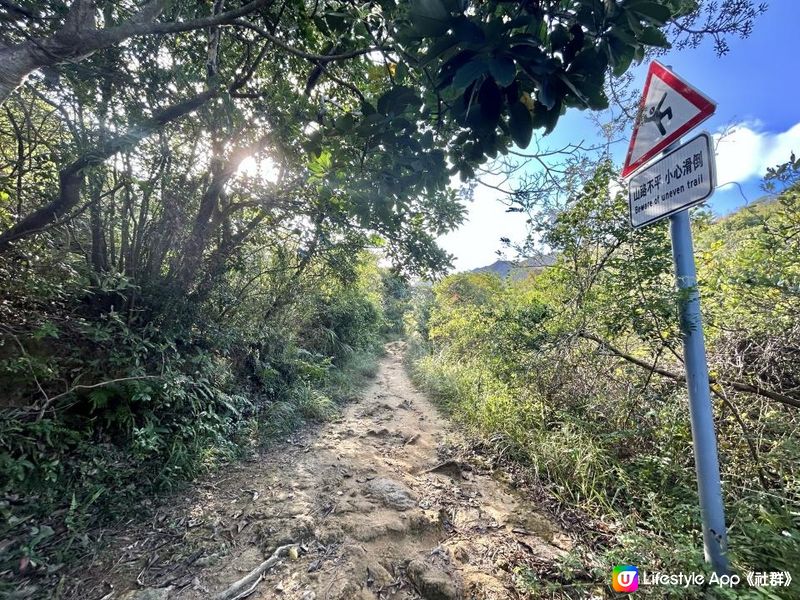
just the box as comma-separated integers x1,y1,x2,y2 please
471,254,556,280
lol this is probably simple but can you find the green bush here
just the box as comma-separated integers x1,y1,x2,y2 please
407,166,800,596
0,251,390,583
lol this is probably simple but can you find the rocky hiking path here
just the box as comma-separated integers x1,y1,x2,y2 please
66,342,573,600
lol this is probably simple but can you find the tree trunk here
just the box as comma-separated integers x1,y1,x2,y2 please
174,155,228,292
0,0,104,104
0,89,216,251
89,175,108,272
0,45,43,106
173,137,270,292
191,209,270,302
0,0,271,105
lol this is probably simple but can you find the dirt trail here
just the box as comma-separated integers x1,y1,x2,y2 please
69,342,571,600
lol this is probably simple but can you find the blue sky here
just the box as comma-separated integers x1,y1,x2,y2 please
441,1,800,271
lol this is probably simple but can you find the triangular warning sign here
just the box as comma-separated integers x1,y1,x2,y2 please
622,61,716,178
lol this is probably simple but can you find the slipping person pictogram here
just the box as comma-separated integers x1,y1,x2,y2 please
643,91,673,136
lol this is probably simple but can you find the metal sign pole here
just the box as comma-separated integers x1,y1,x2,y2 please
627,62,728,575
668,207,729,575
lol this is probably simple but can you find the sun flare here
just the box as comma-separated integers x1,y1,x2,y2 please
236,155,280,184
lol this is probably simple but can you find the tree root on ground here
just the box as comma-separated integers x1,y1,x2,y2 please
212,543,296,600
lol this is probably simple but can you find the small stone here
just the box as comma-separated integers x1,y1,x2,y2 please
301,591,316,600
194,553,219,567
365,478,417,511
406,560,461,600
452,545,469,562
307,558,323,573
289,546,299,560
120,588,173,600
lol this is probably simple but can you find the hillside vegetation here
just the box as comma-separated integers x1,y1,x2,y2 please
408,162,800,595
0,242,405,575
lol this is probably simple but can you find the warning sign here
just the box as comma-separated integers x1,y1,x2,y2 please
628,132,716,228
622,62,716,178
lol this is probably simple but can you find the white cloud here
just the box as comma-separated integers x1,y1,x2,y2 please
437,173,529,272
439,121,800,273
714,121,800,186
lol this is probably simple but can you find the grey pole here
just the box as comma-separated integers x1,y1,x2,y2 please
669,208,729,575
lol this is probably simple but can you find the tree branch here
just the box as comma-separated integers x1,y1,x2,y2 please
0,0,272,104
579,331,800,410
0,0,40,20
231,18,377,62
37,375,162,420
212,544,297,600
0,88,218,250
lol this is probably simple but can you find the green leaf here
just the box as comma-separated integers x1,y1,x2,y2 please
34,525,55,541
33,322,60,340
436,49,476,89
589,90,609,110
477,78,503,121
441,0,467,12
452,18,485,44
627,1,673,25
361,101,376,116
568,46,608,81
335,113,355,133
637,26,670,48
377,86,422,115
395,62,409,83
424,34,459,65
626,10,644,34
322,10,348,33
488,57,516,87
537,77,558,110
558,73,588,106
508,101,533,148
531,99,561,134
409,0,452,37
451,59,488,91
308,150,332,179
304,129,323,157
607,35,637,76
609,25,637,45
89,388,113,410
550,24,570,50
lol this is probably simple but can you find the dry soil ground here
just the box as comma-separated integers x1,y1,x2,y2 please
61,342,576,600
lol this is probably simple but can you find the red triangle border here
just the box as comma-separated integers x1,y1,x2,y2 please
622,61,716,178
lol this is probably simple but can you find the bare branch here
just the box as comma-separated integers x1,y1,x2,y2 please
0,88,218,249
232,18,378,63
580,331,800,410
37,376,162,420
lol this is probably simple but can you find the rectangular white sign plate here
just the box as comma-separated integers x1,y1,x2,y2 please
628,132,716,228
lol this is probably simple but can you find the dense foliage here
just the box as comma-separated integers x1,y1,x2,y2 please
408,161,800,597
0,246,395,583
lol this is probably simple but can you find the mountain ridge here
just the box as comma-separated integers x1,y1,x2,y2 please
470,254,556,280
